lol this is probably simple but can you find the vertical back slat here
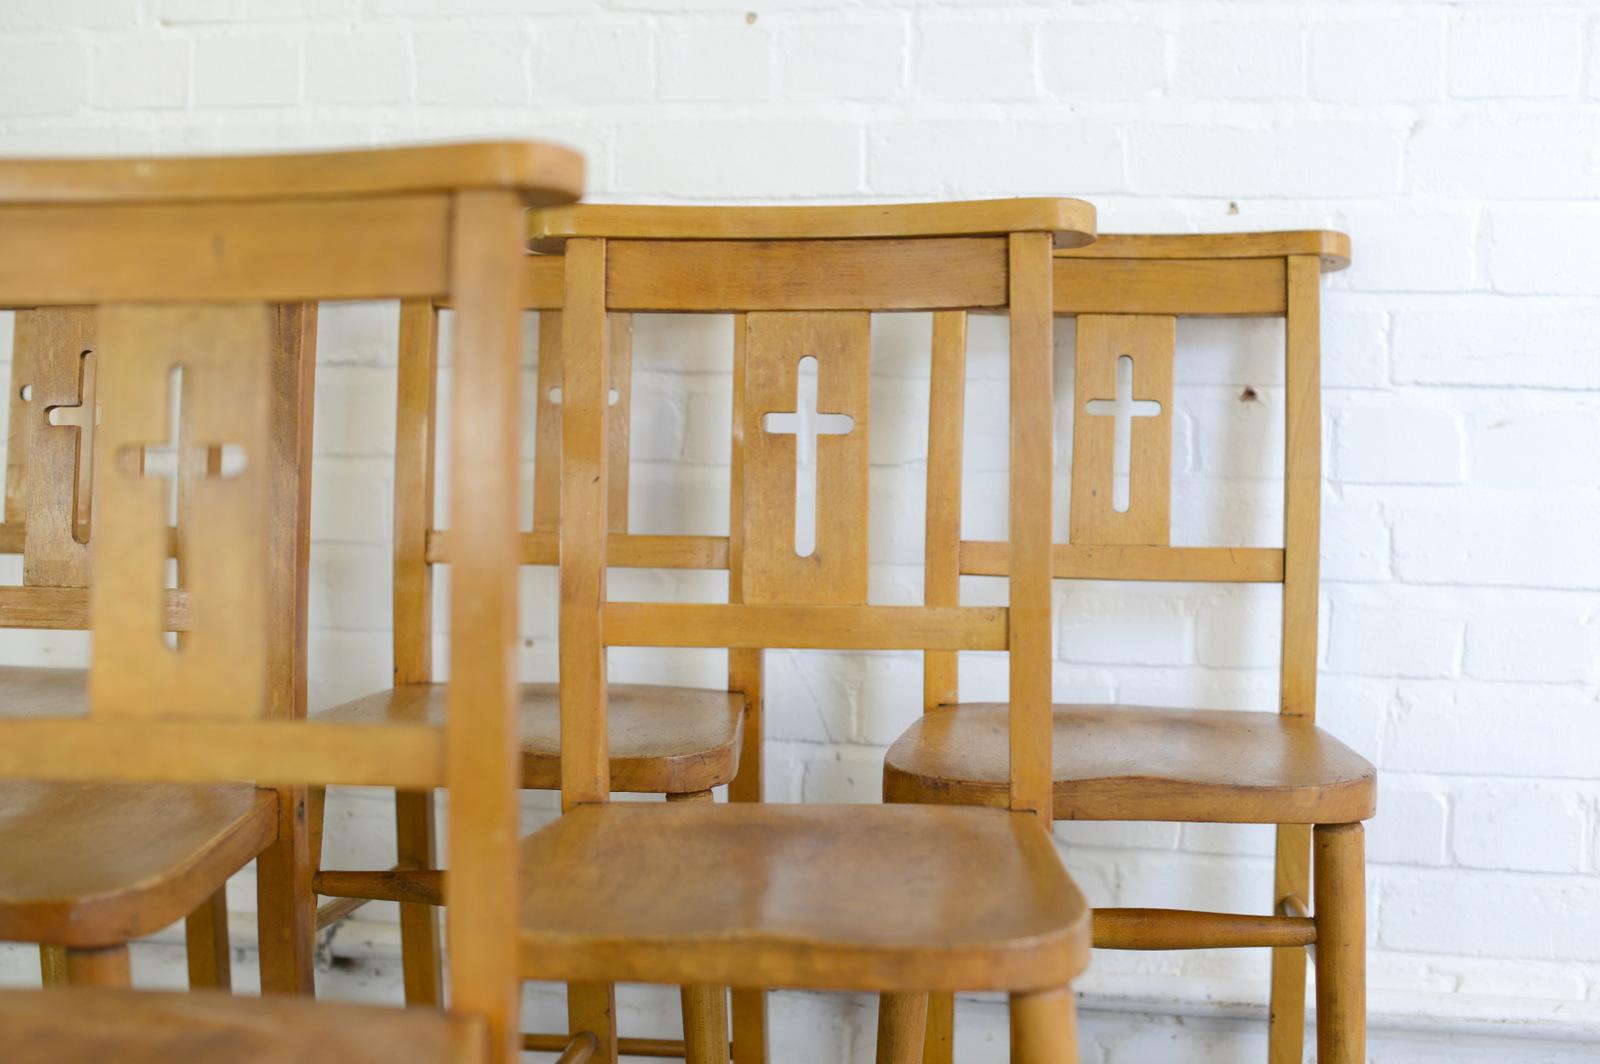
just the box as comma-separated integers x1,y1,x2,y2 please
1280,254,1321,718
393,300,439,688
21,307,96,587
533,310,633,535
443,189,526,1064
923,311,967,711
5,315,37,526
606,313,633,533
1006,233,1055,824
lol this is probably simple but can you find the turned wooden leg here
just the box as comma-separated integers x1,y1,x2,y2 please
1268,823,1311,1064
256,785,316,994
1008,987,1077,1064
185,886,232,990
923,992,954,1064
1314,823,1365,1064
396,787,444,1006
65,945,131,987
38,945,69,987
669,789,730,1064
875,993,927,1064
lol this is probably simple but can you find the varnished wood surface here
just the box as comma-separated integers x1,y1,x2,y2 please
319,683,744,794
0,988,487,1063
519,803,1089,993
0,141,582,207
883,704,1375,824
0,780,276,946
529,199,1095,249
0,664,89,715
1057,230,1350,272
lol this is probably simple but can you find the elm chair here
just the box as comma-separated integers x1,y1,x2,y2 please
0,141,584,1064
881,232,1373,1064
310,278,747,1052
521,201,1094,1064
0,302,318,993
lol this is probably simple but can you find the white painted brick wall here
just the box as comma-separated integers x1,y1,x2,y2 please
0,2,1597,1060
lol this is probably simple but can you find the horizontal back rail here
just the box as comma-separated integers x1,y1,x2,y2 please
0,585,190,630
426,530,729,570
1054,258,1286,317
603,603,1008,651
959,542,1285,583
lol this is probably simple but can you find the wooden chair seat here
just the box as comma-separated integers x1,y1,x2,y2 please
318,683,744,794
884,704,1375,825
0,780,276,946
0,665,90,717
0,988,486,1063
519,802,1089,993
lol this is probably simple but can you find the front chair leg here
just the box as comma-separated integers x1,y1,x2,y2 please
395,787,443,1006
923,992,954,1063
1008,987,1076,1064
669,789,731,1063
876,993,928,1064
185,887,232,990
1314,823,1365,1064
64,945,131,988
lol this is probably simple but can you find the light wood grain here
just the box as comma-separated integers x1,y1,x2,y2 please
603,603,1008,651
958,542,1284,582
923,312,966,712
1314,823,1365,1064
1092,908,1315,950
1057,230,1349,272
1054,257,1286,316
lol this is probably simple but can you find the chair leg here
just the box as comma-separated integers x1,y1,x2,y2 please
256,785,317,994
731,988,767,1064
1008,987,1077,1064
875,993,927,1064
64,945,131,988
1268,823,1311,1064
38,945,68,987
396,787,444,1006
185,886,232,990
1314,823,1365,1064
923,992,954,1064
669,789,731,1063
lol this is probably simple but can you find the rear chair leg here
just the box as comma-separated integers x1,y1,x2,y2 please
64,945,131,988
1008,987,1077,1064
923,992,954,1064
1314,823,1365,1064
38,945,68,987
875,993,928,1064
1268,823,1310,1064
669,789,731,1063
396,787,443,1006
185,886,232,990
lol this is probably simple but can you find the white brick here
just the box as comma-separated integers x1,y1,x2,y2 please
1323,492,1391,583
158,0,354,20
1058,592,1194,667
1451,782,1589,873
1321,298,1389,390
1311,14,1444,102
1175,21,1301,100
0,39,87,117
536,26,651,103
1194,588,1281,669
870,118,1122,195
310,461,390,544
315,367,398,457
1392,492,1600,589
1368,781,1448,866
308,544,392,631
1488,206,1600,295
1341,208,1477,293
659,25,771,102
0,1,139,29
306,32,410,105
799,743,885,804
780,21,905,101
1461,590,1597,685
1449,12,1583,99
1327,599,1463,679
1383,681,1600,779
1040,21,1164,102
1393,307,1600,390
193,35,299,107
1379,872,1600,960
1332,405,1463,485
1466,409,1600,491
372,0,593,12
915,20,1034,101
91,37,189,109
416,29,526,106
1410,115,1595,199
615,121,860,197
1128,122,1401,198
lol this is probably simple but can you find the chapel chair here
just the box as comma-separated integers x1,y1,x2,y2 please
0,140,583,1064
0,302,319,992
309,263,753,1056
880,232,1373,1064
520,201,1094,1064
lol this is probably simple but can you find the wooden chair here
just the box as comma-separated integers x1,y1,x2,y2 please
0,141,583,1064
521,201,1095,1064
880,232,1373,1064
309,276,749,1053
0,301,319,992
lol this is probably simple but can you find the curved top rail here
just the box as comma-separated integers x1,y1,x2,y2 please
1058,230,1350,272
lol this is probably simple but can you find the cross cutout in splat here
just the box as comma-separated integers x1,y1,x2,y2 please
762,355,855,557
43,349,98,543
1084,354,1162,513
118,366,248,533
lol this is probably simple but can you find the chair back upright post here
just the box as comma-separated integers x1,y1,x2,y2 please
0,143,583,1064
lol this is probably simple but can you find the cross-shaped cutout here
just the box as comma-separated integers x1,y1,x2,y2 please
43,349,98,544
1084,354,1162,513
762,355,854,557
546,385,619,407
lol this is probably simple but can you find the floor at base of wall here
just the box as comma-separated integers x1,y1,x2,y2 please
1,930,1594,1063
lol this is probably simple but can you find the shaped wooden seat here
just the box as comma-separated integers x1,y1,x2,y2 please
0,781,276,947
0,988,487,1063
0,141,584,1064
885,704,1374,825
0,665,88,716
520,803,1087,991
534,203,1094,1062
881,232,1368,1064
320,683,742,793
